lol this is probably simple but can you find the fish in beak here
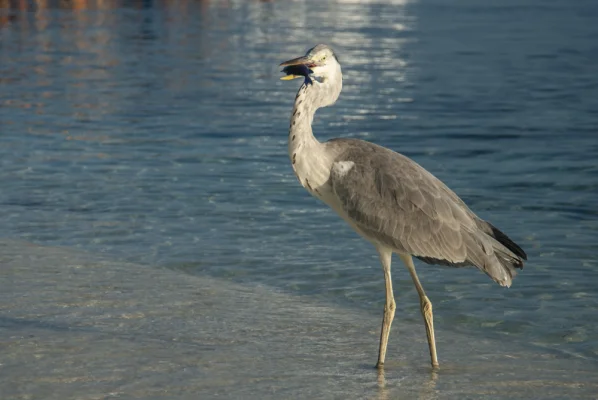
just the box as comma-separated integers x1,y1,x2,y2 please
280,56,315,84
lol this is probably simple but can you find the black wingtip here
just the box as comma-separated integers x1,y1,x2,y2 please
488,223,527,263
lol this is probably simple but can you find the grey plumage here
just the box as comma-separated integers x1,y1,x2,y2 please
280,44,527,369
327,138,526,288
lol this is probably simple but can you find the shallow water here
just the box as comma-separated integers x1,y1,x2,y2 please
1,0,597,393
2,240,597,399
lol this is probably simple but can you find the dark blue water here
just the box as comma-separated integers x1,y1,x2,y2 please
1,0,597,369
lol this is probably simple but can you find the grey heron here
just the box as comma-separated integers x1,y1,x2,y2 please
279,44,527,369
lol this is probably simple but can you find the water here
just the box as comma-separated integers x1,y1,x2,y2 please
3,240,596,399
1,0,597,396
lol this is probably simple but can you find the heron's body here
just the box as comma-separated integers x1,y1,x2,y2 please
280,44,527,368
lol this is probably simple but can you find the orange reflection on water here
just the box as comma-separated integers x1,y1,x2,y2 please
0,0,293,144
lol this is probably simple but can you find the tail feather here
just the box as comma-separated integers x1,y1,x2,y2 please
487,222,527,263
464,235,517,287
417,219,527,288
471,221,527,287
493,250,521,286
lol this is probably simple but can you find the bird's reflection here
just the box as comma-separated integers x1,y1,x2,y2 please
421,369,439,400
376,368,389,400
376,366,438,400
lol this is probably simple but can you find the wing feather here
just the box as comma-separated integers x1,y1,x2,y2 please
326,138,525,286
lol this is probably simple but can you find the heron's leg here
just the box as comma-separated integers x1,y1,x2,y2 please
400,254,439,368
376,247,396,369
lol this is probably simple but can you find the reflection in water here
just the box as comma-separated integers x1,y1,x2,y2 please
421,369,439,400
1,0,415,142
377,367,438,400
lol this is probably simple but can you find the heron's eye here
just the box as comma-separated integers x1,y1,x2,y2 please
322,56,327,61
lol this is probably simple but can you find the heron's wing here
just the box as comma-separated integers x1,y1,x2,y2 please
327,139,520,286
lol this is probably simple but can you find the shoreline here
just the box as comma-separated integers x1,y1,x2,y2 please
1,239,596,399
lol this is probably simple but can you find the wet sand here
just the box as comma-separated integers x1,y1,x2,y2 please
1,240,596,399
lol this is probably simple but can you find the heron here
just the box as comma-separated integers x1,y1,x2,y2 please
279,44,527,369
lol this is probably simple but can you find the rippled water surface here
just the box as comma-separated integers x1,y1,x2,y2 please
1,0,597,383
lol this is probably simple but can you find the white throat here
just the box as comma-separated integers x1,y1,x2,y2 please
287,80,339,196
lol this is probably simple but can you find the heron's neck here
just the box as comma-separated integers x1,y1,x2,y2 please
288,83,320,159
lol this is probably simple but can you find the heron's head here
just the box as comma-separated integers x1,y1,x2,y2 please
280,44,342,107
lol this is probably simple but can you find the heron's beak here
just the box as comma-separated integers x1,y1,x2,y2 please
280,56,315,81
280,56,315,68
